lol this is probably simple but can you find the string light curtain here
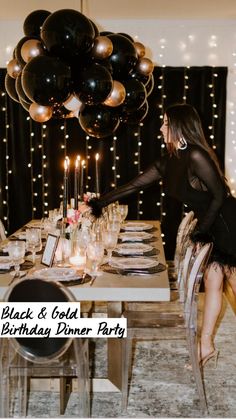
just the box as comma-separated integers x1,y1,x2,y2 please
0,66,227,260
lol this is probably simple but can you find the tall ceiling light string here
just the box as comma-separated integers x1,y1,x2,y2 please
59,119,68,204
134,125,143,219
208,68,218,151
111,135,118,188
41,124,48,216
28,117,35,219
182,67,190,217
1,90,9,233
85,135,91,193
157,67,166,245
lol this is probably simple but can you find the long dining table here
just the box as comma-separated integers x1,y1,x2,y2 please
0,219,170,392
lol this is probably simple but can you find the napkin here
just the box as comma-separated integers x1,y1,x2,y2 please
0,256,12,270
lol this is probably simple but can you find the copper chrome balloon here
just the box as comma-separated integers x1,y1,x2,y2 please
7,59,22,78
91,36,113,59
136,57,154,76
133,41,146,58
103,81,126,107
29,102,53,122
21,39,45,63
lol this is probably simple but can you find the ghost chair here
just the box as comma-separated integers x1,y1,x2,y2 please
0,219,6,241
121,242,213,414
0,278,90,417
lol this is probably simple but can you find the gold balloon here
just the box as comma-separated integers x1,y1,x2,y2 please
91,36,113,59
29,103,53,122
63,94,83,112
103,80,126,107
21,39,44,63
136,57,154,76
7,59,22,78
134,42,146,58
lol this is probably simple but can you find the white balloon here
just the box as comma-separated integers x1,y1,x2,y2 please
63,94,83,111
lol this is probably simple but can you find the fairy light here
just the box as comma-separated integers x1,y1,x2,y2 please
111,135,118,188
29,118,34,218
135,125,143,219
0,90,9,233
85,135,90,191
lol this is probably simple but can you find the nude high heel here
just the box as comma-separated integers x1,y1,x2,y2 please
199,349,219,368
199,333,219,368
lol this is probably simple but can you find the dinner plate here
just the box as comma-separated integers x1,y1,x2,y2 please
122,222,153,231
109,257,158,270
33,267,80,281
116,243,153,255
119,231,153,242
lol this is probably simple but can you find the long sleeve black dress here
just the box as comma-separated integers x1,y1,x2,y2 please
89,144,236,268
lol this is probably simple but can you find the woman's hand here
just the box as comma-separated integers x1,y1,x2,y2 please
78,202,91,215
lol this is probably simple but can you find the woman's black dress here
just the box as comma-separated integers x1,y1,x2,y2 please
89,144,236,268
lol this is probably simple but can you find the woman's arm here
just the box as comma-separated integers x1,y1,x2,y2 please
88,159,164,217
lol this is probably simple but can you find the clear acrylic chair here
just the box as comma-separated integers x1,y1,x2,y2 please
167,210,195,281
121,242,212,414
0,278,90,418
0,219,6,241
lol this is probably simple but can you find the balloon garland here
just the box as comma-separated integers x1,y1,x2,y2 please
5,9,155,138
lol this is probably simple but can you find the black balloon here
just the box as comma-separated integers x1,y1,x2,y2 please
23,10,51,37
79,104,120,138
100,31,113,36
90,19,99,37
130,70,150,86
21,55,71,106
120,100,149,124
41,9,95,59
75,63,113,105
146,74,154,96
107,34,138,80
4,74,20,102
117,33,134,42
15,73,31,103
19,97,31,111
122,79,146,112
52,104,72,119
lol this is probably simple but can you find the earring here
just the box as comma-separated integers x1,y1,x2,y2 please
178,137,187,150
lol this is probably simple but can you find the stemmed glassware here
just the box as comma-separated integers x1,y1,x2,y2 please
102,230,119,263
117,204,128,223
7,241,26,278
85,241,104,277
26,228,42,264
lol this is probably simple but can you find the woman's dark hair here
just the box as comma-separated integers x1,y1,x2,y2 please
165,103,230,191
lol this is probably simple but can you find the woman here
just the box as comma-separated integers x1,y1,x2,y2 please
85,103,236,366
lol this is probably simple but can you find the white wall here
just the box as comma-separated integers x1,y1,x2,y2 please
1,18,236,194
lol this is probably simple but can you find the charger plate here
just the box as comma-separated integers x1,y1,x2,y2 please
119,231,153,242
122,222,153,231
33,267,80,281
116,243,153,255
109,257,158,270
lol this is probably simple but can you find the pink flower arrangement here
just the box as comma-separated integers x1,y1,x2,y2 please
66,208,81,225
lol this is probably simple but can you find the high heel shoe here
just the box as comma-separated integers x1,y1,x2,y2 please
199,349,219,368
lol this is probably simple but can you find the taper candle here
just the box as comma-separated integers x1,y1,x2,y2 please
74,155,81,209
95,153,100,197
63,157,70,218
80,160,85,199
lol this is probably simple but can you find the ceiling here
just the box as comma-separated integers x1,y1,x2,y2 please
0,0,236,20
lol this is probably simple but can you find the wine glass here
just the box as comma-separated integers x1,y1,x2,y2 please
26,228,42,264
85,241,104,277
117,204,128,223
102,230,118,263
7,241,26,278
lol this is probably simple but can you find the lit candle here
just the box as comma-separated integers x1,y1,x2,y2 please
69,255,86,267
95,153,100,197
63,157,70,218
74,155,81,209
80,160,85,200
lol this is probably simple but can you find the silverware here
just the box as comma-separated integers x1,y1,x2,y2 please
89,275,96,286
8,271,28,286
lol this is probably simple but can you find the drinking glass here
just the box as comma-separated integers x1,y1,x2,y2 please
117,204,128,223
102,230,118,263
26,228,42,264
8,241,26,278
85,241,104,276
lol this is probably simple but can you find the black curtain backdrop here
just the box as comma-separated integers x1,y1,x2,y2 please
0,66,227,259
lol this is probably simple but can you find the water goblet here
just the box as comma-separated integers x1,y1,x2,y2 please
26,228,42,264
102,230,118,263
8,241,26,278
85,241,104,277
117,204,128,223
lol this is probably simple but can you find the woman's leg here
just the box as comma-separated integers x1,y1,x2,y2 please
200,263,224,360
